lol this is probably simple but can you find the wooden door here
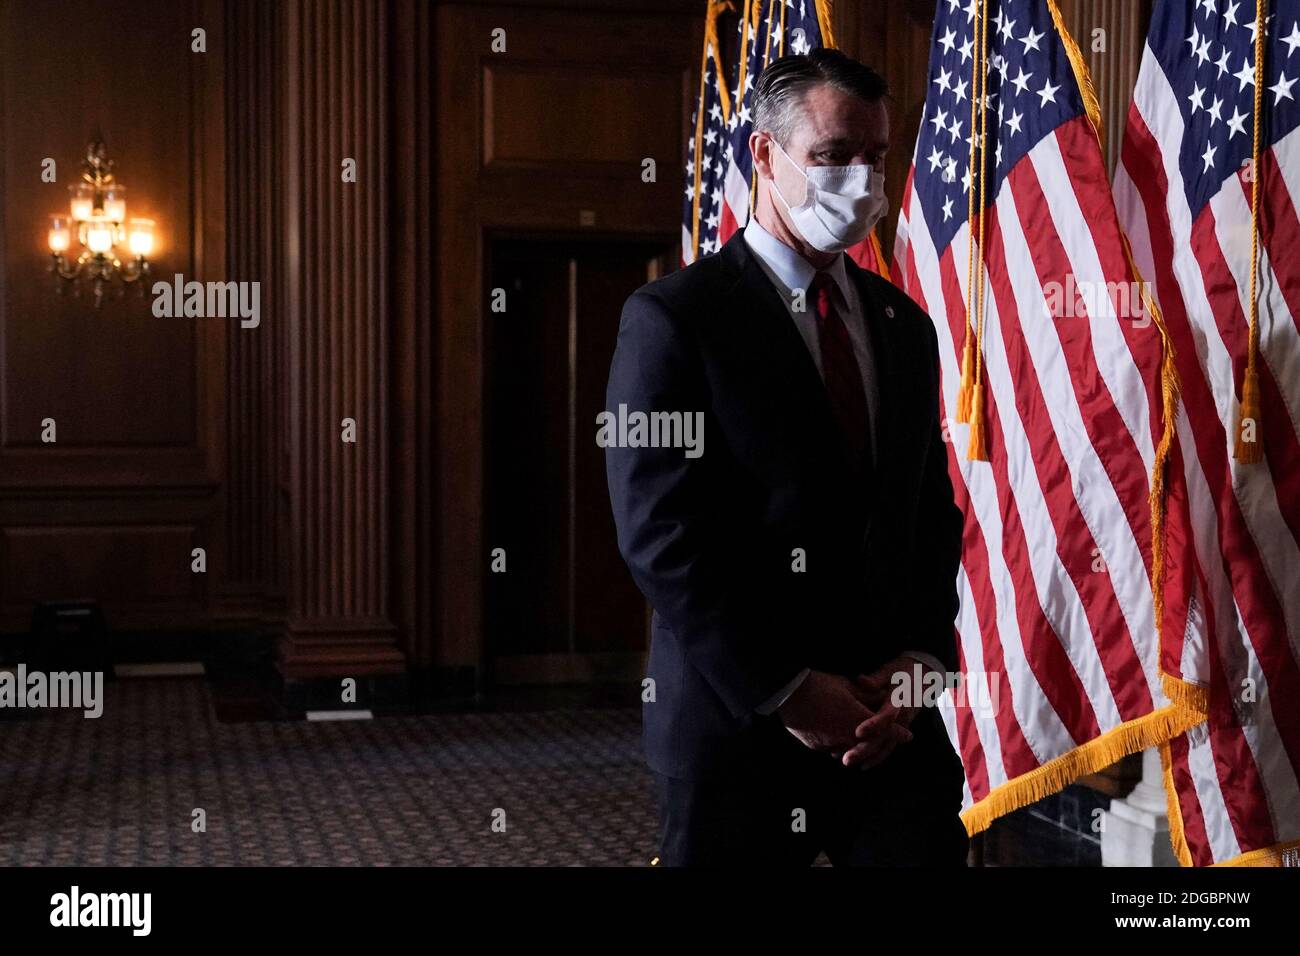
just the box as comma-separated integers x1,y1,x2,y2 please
484,235,673,684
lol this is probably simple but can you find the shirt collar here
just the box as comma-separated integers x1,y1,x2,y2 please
742,217,853,305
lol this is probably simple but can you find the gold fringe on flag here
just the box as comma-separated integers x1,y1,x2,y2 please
867,229,892,282
956,0,1211,844
1160,672,1209,716
1162,740,1300,866
1050,0,1210,711
1159,739,1195,866
1112,229,1208,721
1045,0,1104,146
1156,2,1295,867
1220,840,1300,867
691,1,738,259
961,702,1205,837
814,0,836,48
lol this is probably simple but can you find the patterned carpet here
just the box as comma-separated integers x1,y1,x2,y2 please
0,678,657,866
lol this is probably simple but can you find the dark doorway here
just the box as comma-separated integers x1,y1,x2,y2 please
484,235,675,685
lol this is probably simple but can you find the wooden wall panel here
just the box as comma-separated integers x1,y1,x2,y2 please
0,0,225,631
2,526,202,604
0,2,196,451
483,62,684,170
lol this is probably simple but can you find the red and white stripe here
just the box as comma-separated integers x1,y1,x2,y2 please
896,109,1185,831
1116,43,1300,866
715,161,750,248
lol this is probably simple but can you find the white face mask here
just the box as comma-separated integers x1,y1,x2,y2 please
769,138,888,253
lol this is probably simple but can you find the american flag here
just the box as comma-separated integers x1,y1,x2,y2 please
682,0,889,274
893,0,1203,835
1115,0,1300,866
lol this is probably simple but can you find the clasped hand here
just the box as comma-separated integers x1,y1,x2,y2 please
776,657,924,770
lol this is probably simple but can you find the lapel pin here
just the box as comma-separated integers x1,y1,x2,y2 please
885,305,895,318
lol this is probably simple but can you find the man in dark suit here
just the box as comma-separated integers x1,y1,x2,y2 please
604,49,968,866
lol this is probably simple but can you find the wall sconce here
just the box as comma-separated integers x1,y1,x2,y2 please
47,133,157,309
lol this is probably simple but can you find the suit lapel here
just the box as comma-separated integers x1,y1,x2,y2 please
847,259,907,551
717,233,854,475
718,232,916,552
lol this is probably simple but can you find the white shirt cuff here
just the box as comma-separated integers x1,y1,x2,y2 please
900,651,947,679
756,668,810,715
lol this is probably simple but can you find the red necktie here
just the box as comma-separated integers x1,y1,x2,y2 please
811,271,870,471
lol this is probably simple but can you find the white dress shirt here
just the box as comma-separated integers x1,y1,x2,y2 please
740,218,947,714
743,217,881,451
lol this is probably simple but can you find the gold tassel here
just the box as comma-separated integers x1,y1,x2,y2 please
960,701,1206,838
1235,0,1266,466
967,382,989,461
1235,366,1263,463
1159,741,1194,867
955,341,975,424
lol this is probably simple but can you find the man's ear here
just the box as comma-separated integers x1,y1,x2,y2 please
750,130,774,181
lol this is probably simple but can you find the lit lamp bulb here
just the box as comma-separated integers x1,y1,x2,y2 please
48,216,71,254
85,220,114,254
102,186,126,223
69,185,94,221
127,218,154,257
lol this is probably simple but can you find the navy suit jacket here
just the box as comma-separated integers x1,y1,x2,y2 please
604,230,963,780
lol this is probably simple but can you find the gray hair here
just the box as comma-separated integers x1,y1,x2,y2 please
752,49,889,145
